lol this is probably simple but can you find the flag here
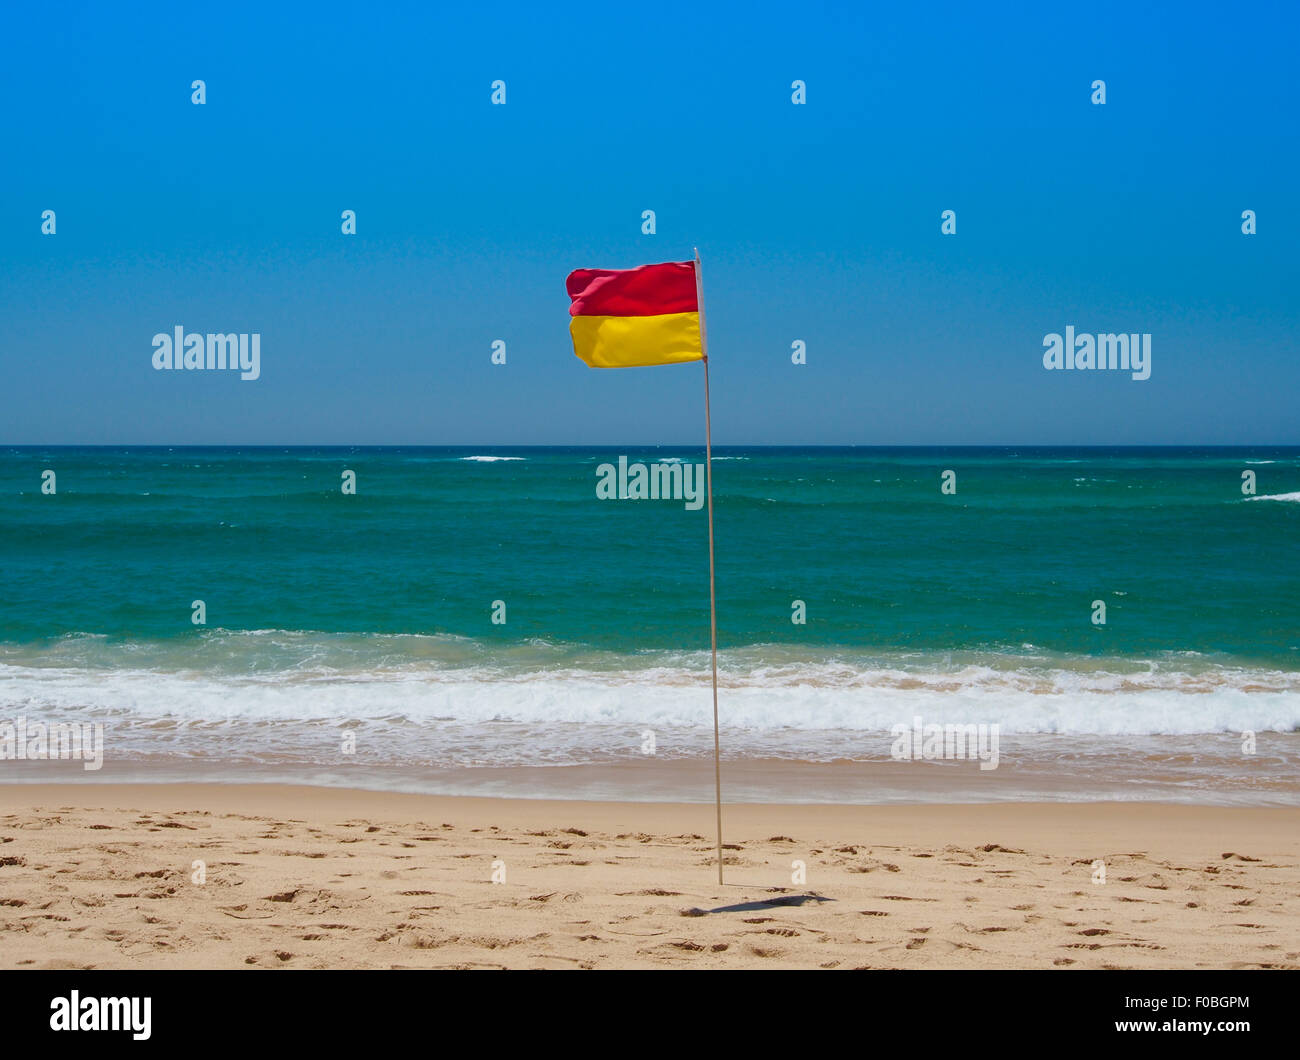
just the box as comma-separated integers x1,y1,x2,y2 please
562,249,727,883
566,260,703,368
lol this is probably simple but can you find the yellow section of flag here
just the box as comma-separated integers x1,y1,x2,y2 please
568,311,703,369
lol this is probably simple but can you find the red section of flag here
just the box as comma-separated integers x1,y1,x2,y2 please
566,260,698,317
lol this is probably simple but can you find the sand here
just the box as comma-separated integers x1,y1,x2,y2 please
0,784,1296,969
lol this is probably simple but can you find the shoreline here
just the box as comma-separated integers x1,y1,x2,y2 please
6,750,1297,807
2,783,1297,968
5,780,1300,833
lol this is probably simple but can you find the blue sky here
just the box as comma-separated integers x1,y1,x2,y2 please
2,1,1297,444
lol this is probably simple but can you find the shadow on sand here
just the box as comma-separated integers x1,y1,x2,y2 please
685,893,834,916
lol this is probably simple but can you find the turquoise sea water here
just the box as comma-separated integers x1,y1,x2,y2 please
1,446,1298,803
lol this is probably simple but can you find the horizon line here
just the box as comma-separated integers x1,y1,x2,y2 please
5,443,1300,451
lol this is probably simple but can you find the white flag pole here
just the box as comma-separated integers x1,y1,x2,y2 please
694,247,723,886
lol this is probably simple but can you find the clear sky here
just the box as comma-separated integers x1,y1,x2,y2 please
2,1,1297,445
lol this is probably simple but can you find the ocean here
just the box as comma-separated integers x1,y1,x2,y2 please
2,446,1298,804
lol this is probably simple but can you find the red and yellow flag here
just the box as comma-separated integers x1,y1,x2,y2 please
566,260,703,368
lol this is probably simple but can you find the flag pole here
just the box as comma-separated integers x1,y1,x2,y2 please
694,247,723,886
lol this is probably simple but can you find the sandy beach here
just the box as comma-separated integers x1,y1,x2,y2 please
0,784,1296,969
